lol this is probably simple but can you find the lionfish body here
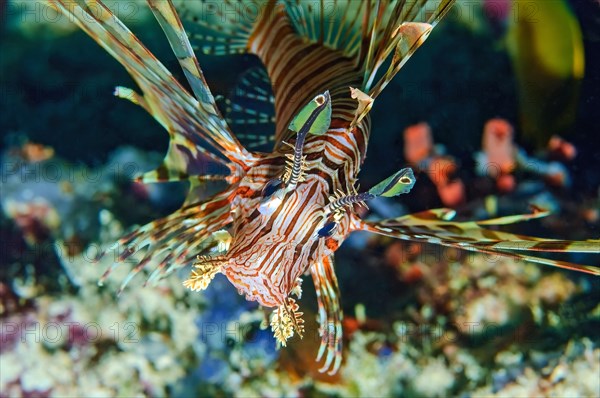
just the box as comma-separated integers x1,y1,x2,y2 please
50,0,599,374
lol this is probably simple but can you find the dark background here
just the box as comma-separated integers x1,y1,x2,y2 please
1,0,598,195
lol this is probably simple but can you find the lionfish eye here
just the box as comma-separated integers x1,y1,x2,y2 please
262,178,283,198
317,221,337,238
314,94,325,106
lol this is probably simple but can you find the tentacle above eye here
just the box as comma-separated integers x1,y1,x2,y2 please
284,91,332,188
310,255,344,375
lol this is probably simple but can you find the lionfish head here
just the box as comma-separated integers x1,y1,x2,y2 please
223,177,345,307
222,91,347,308
184,91,415,345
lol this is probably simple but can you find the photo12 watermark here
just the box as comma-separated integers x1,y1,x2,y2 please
1,320,140,347
6,1,141,25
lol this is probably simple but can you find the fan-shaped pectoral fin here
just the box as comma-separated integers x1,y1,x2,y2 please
310,255,343,375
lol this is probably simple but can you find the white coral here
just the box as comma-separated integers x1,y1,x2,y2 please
413,357,455,398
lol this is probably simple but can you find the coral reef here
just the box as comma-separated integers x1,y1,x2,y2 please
0,230,204,396
2,134,597,396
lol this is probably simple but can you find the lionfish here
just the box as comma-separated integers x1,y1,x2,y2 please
50,0,599,374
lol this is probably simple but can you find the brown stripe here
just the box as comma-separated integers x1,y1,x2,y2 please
439,224,463,235
481,229,500,241
532,241,571,251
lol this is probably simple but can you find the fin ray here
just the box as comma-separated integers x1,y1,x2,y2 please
49,0,252,183
362,213,600,276
310,255,344,375
100,190,233,291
